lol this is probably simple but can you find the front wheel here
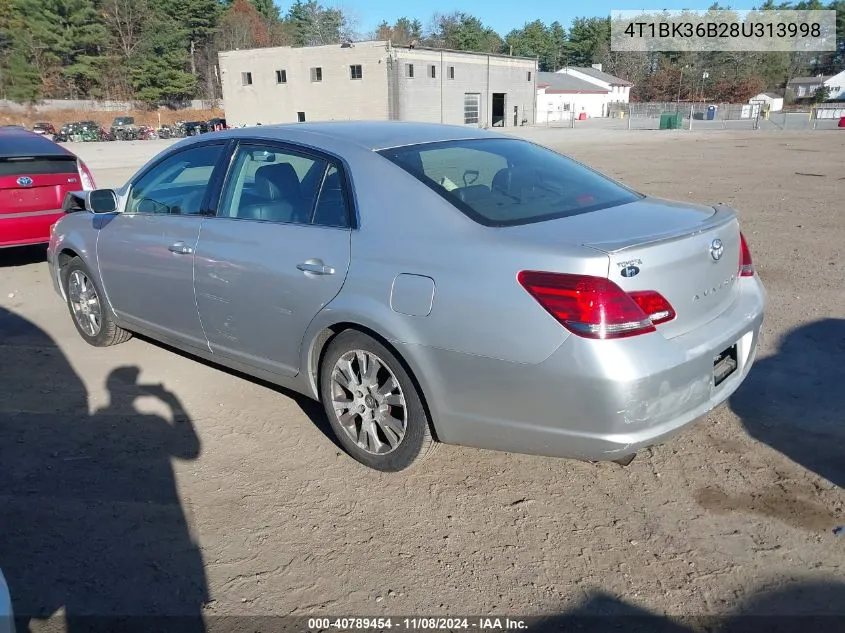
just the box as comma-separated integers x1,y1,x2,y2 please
62,257,132,347
319,330,437,471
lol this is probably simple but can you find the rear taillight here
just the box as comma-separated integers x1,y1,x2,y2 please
517,271,675,339
628,290,676,325
739,232,754,277
77,159,96,190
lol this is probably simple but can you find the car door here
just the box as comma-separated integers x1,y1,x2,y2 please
193,141,353,377
96,141,228,349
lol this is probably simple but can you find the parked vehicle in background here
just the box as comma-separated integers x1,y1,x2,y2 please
0,126,95,248
208,117,228,131
157,125,174,139
138,125,158,140
111,116,140,140
182,120,209,136
31,121,56,137
54,122,76,142
0,568,14,633
47,122,765,472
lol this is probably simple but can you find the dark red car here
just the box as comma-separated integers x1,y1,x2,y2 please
0,127,96,248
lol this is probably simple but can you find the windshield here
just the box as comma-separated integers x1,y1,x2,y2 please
378,138,642,227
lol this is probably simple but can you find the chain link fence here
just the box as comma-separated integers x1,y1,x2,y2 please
536,101,845,132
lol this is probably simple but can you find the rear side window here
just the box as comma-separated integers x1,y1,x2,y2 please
0,157,77,176
378,138,641,227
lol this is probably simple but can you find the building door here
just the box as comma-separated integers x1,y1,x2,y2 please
297,112,306,122
463,93,480,127
491,93,505,127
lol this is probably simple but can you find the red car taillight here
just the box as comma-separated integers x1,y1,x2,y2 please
77,159,96,190
739,232,754,277
517,271,675,339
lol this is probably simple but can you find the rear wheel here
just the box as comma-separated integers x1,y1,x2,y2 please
319,330,436,471
62,257,131,347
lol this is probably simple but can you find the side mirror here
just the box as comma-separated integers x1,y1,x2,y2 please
62,189,119,214
88,189,118,214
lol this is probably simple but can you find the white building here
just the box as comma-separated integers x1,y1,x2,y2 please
556,64,632,105
749,92,784,111
787,70,845,100
535,64,633,122
536,72,610,121
218,40,537,128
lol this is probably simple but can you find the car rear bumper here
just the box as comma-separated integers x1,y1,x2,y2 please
416,276,766,462
0,210,62,248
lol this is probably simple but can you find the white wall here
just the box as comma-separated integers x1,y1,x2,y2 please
823,70,845,99
749,94,784,111
536,90,607,122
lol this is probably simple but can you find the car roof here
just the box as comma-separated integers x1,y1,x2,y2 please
222,121,511,152
0,128,74,159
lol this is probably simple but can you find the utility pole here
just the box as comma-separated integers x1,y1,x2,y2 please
190,40,196,76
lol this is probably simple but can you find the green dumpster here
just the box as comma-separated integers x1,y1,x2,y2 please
659,112,683,129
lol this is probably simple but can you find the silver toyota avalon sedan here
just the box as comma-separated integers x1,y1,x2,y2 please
47,122,765,471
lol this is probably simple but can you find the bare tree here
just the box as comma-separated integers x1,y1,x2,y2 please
102,0,148,59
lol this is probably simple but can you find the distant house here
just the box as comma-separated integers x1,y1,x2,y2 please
535,64,634,122
556,64,632,105
787,70,845,100
536,72,610,121
749,92,784,112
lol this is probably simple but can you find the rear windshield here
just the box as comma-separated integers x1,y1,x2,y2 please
0,157,77,176
378,138,641,227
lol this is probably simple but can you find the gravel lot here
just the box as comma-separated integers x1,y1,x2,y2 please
1,128,844,631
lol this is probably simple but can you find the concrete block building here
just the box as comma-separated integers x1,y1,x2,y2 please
218,40,538,128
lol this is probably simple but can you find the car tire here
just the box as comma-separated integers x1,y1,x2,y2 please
319,329,437,472
61,257,132,347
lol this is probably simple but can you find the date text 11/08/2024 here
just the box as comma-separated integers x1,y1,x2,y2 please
306,617,528,630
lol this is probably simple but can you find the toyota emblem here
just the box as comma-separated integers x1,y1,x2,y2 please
16,176,33,186
710,238,724,261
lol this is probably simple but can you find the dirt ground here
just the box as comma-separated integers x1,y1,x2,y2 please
1,128,844,631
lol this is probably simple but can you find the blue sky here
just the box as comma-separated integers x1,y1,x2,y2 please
310,1,762,36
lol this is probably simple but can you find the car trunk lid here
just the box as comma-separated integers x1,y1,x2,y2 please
578,199,741,339
0,156,82,215
505,197,742,340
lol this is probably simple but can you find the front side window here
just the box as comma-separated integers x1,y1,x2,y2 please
379,139,641,227
218,144,350,227
127,144,224,215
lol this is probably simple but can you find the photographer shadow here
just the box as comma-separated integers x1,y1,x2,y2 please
0,307,208,632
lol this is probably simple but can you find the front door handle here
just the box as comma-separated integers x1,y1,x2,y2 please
297,261,335,275
169,241,193,255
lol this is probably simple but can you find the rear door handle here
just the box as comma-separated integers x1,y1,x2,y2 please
297,262,335,275
169,241,193,255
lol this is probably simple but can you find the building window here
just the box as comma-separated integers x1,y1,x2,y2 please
448,66,455,79
298,112,306,122
310,67,322,82
276,69,286,84
241,72,252,85
405,63,414,78
350,64,362,80
429,65,436,79
527,71,532,81
464,92,480,125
